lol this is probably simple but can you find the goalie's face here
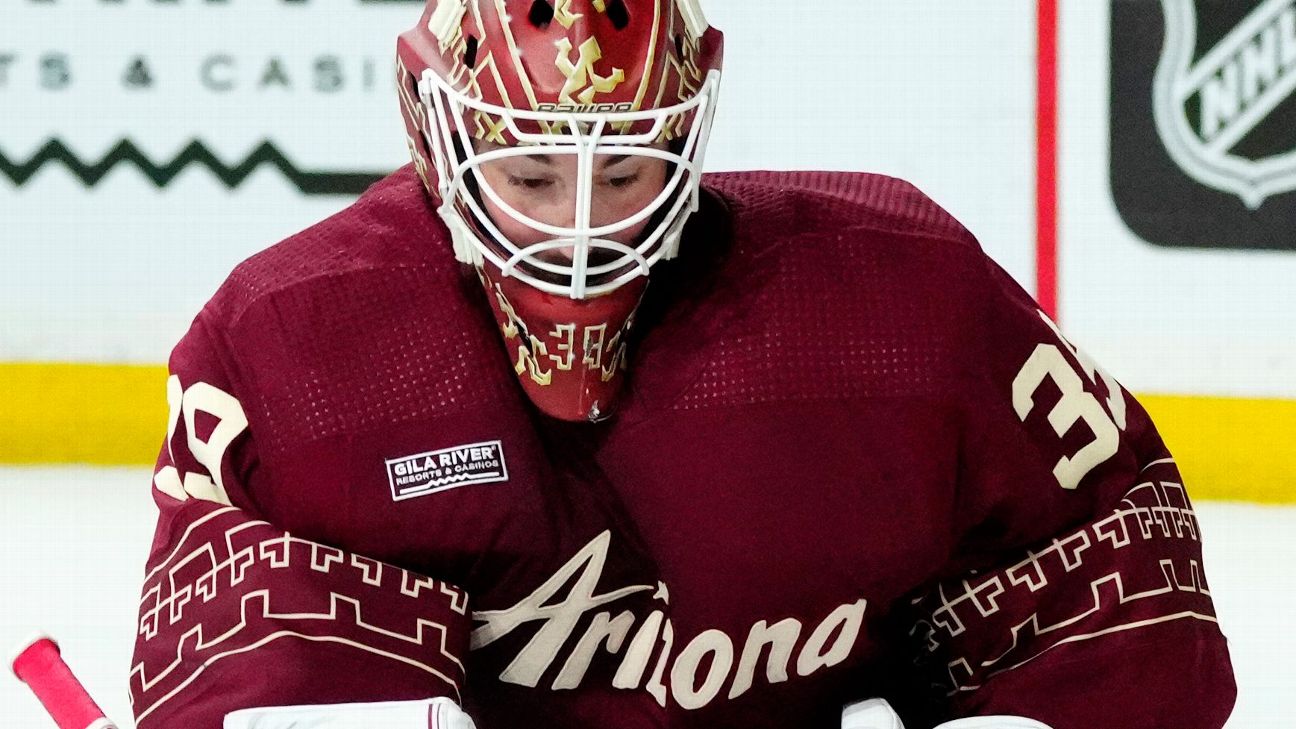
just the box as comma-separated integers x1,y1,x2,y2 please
474,144,670,263
464,144,670,423
395,0,724,422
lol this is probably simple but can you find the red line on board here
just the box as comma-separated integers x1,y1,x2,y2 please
1036,0,1059,320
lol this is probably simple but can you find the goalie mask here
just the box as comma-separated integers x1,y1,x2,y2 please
397,0,724,422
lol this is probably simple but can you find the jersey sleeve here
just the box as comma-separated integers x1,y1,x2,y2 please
905,255,1237,729
129,309,472,729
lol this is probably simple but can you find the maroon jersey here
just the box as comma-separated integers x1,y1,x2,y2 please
130,166,1235,729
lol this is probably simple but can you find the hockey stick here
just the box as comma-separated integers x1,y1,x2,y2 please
11,634,119,729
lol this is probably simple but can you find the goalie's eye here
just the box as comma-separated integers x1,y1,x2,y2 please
605,172,642,189
508,175,555,190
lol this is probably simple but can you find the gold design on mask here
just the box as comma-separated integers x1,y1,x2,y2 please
554,0,583,29
549,324,577,371
654,44,704,141
599,311,633,381
555,36,627,105
473,111,509,144
581,324,607,371
490,282,555,386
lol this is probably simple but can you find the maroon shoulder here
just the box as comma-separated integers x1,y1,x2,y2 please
701,169,978,249
180,164,520,460
605,170,1005,427
205,165,459,326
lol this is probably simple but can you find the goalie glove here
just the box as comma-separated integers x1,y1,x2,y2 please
841,698,1053,729
223,698,476,729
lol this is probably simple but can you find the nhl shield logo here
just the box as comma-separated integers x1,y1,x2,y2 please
1153,0,1296,209
1110,0,1296,250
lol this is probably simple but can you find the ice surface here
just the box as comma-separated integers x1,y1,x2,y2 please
1,467,1290,728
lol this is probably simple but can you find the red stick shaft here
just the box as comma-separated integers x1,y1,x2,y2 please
11,636,118,729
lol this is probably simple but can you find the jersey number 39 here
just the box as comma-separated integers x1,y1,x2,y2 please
1011,312,1128,491
154,376,250,506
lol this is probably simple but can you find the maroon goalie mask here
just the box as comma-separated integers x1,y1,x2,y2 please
397,0,724,422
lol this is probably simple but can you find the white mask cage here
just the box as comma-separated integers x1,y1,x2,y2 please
416,68,722,299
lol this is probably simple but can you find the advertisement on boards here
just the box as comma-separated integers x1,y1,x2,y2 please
1109,0,1296,251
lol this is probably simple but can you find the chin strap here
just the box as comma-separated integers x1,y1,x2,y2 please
223,698,476,729
841,698,1053,729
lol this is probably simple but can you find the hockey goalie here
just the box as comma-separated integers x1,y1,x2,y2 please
126,1,1237,727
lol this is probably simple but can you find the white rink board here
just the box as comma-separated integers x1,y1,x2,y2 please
0,1,1036,364
0,467,1290,728
2,0,1290,400
1057,1,1296,399
1,0,421,363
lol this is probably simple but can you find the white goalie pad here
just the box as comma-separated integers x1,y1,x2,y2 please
841,698,1054,729
223,697,475,729
841,698,906,729
935,719,1054,729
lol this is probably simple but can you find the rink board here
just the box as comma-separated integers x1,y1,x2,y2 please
0,363,1292,503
